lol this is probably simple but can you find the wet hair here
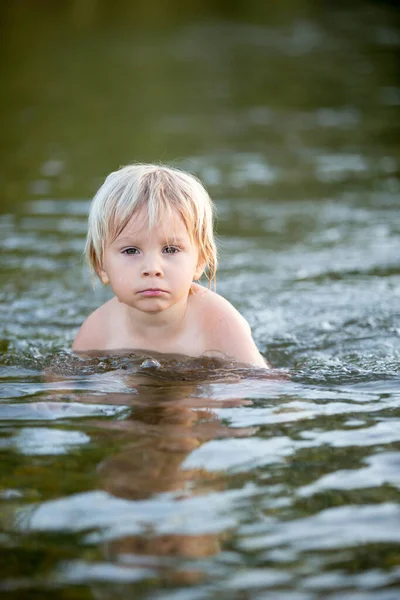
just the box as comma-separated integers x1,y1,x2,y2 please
85,163,217,286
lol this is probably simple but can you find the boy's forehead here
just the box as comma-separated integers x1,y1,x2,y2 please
115,207,191,240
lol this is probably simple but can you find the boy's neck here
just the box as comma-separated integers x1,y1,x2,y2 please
119,296,189,342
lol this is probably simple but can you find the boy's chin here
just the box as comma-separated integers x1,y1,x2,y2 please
122,298,170,312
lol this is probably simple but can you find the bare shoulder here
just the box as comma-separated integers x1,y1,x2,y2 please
192,284,250,329
72,298,116,352
191,284,268,368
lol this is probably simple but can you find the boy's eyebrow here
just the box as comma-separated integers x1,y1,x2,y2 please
113,236,188,245
112,236,138,245
114,235,139,242
164,237,187,245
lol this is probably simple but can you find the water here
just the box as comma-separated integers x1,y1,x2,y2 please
1,2,400,598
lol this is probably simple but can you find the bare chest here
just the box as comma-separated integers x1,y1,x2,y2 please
105,310,207,358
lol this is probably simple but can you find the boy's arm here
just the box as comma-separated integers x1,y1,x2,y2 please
203,295,269,368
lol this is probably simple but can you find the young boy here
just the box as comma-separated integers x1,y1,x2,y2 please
73,164,268,368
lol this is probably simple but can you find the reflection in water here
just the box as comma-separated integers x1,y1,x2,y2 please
3,359,400,595
16,371,260,584
97,384,237,581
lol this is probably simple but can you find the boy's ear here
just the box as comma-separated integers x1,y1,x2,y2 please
99,269,110,285
194,260,206,281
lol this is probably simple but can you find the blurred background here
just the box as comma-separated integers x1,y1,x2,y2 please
1,0,399,206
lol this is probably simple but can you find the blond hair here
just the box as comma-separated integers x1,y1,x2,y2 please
85,163,217,286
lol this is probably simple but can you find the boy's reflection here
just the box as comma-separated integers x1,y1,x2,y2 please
89,376,256,579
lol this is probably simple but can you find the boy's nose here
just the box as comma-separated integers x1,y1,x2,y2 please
142,263,163,277
141,252,164,277
142,268,163,277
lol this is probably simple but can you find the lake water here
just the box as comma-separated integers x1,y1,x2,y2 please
1,2,400,598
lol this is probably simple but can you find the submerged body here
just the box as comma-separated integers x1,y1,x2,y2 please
73,164,267,368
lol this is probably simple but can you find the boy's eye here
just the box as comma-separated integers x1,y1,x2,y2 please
122,247,140,255
163,246,180,254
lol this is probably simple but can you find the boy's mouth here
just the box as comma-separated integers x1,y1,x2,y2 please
138,288,167,297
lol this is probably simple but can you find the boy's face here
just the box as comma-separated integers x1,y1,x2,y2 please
99,208,204,314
